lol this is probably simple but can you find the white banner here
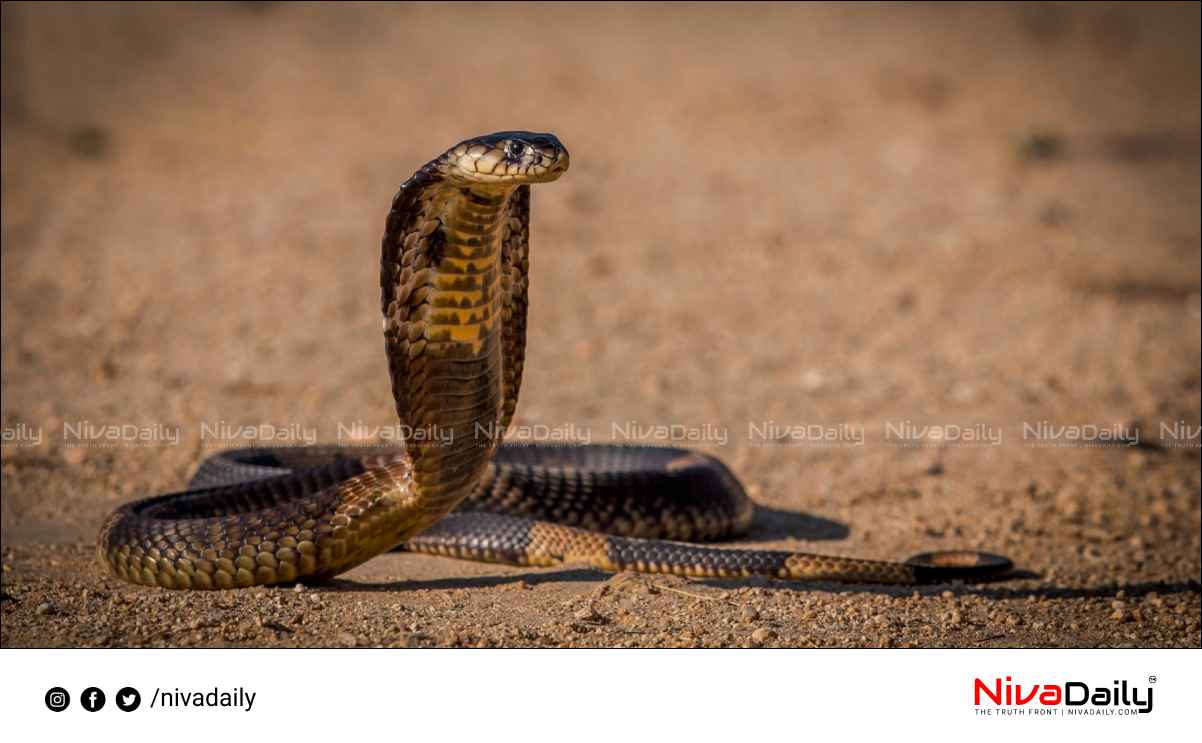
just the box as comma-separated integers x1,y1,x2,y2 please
1,649,1198,741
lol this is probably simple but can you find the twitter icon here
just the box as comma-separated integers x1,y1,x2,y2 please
115,687,141,712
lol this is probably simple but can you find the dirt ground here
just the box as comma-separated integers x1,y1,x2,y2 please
2,2,1199,648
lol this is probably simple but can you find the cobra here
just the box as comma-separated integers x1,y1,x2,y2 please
97,131,1011,590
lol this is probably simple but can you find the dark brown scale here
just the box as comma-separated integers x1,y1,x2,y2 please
187,444,751,543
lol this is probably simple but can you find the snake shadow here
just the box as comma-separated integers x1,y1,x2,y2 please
746,505,848,542
325,568,612,593
315,507,1199,600
715,578,1201,602
327,569,1199,604
324,506,850,593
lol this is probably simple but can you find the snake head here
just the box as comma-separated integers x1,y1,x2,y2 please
440,131,570,186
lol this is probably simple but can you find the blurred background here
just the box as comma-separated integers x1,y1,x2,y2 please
1,2,1199,648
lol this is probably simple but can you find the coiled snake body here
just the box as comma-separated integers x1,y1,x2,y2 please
98,132,1010,590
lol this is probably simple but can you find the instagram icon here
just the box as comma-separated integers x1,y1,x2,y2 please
44,687,70,712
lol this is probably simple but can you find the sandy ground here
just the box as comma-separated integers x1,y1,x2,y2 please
1,2,1199,648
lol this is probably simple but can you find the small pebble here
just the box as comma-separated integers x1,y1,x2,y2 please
750,627,775,646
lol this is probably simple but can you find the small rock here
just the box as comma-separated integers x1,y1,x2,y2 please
69,125,111,159
1019,131,1066,162
750,627,776,646
949,383,977,404
1038,202,1071,226
800,369,825,392
292,583,305,593
35,602,55,616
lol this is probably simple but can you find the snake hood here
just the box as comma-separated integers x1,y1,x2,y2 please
434,131,570,185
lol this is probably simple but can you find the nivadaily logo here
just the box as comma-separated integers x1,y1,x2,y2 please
974,675,1155,716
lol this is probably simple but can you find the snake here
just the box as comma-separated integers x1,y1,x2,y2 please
97,131,1012,590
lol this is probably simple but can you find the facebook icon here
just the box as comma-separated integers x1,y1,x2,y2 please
81,687,106,712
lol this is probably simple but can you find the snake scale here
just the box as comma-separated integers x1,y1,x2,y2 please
98,131,1011,590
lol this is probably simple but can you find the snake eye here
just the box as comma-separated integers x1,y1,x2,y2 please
506,141,526,159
